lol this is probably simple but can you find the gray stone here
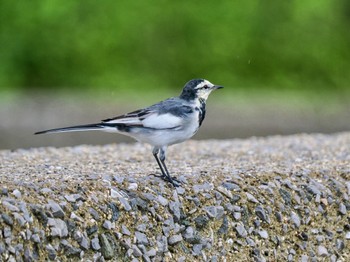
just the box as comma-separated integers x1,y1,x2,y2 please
157,236,168,253
218,216,229,235
48,200,65,218
80,236,90,250
47,218,68,238
345,232,350,239
317,245,328,257
147,248,157,257
168,234,183,245
301,255,309,262
135,231,149,245
235,223,248,238
108,202,120,222
204,206,225,219
40,188,53,194
99,233,115,260
246,192,258,203
103,220,113,230
255,206,270,223
46,244,56,260
89,207,100,221
336,239,344,250
2,201,19,212
24,246,33,261
91,237,101,251
64,243,81,257
2,213,13,226
119,197,132,211
258,230,268,239
64,194,83,203
4,226,11,238
136,223,147,232
157,195,169,206
192,244,203,256
0,241,5,254
233,212,241,220
176,187,186,195
193,183,214,193
222,182,241,191
12,189,22,198
169,201,181,222
86,224,98,235
339,203,347,215
183,226,201,244
31,234,41,243
306,185,321,196
132,245,142,257
122,225,131,236
290,212,301,228
13,213,26,227
279,188,292,205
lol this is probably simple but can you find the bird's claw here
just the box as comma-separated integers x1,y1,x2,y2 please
150,173,183,187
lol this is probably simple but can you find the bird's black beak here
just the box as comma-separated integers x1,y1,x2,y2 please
213,85,224,90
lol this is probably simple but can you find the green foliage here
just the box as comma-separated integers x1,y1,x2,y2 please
0,0,349,91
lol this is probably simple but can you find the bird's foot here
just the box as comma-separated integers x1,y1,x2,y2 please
150,173,182,187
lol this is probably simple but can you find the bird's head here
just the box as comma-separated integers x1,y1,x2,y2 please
180,79,223,101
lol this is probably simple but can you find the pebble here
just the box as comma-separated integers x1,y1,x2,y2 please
128,183,138,190
122,225,131,236
169,201,181,222
235,223,248,238
89,207,100,221
222,182,241,191
47,218,68,238
317,245,328,257
194,215,209,229
91,237,101,251
204,206,225,219
99,233,115,259
103,220,113,230
339,203,347,215
168,234,183,245
246,192,258,203
47,200,65,218
129,245,141,257
2,213,13,226
46,244,56,260
258,230,268,239
345,232,350,239
255,206,270,223
119,197,132,211
157,195,169,206
290,211,301,228
135,231,149,245
306,185,321,196
12,189,22,198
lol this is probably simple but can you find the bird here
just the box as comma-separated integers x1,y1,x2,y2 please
35,79,223,186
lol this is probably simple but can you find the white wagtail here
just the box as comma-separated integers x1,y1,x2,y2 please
35,79,223,186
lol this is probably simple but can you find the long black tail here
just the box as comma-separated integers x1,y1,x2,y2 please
34,123,106,135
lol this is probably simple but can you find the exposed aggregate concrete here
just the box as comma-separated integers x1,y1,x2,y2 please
0,132,349,261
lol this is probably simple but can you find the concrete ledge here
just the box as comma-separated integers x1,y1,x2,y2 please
0,133,349,261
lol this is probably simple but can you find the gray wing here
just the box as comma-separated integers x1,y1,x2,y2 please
102,98,194,130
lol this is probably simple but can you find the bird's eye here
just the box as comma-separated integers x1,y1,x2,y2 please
203,85,209,89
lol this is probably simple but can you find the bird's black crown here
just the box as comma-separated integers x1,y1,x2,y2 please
180,79,205,100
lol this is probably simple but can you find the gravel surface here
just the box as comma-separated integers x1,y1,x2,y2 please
0,132,349,261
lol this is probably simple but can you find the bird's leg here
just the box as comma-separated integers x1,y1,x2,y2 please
159,147,182,185
152,147,168,178
151,147,179,187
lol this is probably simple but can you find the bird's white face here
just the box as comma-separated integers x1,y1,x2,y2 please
194,80,217,100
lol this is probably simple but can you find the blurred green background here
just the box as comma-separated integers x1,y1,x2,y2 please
0,0,350,149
